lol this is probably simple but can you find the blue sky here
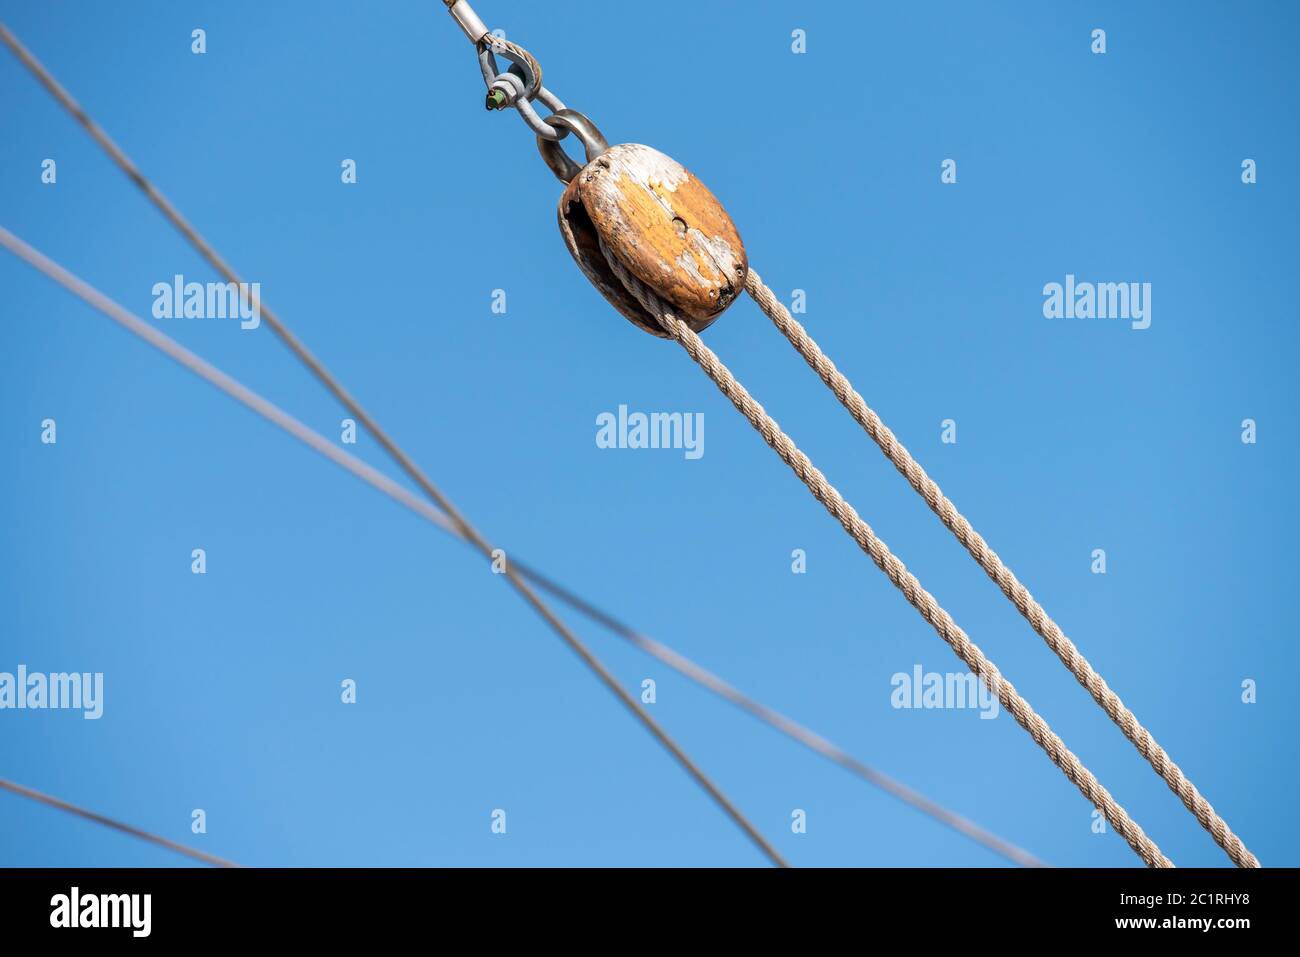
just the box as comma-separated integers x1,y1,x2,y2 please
0,0,1295,867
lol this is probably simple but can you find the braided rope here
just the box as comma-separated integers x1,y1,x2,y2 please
743,271,1259,870
600,242,1172,868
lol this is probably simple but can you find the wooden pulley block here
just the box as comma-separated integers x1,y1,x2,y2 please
540,114,747,337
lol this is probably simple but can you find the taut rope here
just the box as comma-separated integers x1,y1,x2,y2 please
600,239,1173,869
0,777,239,867
743,272,1260,869
0,222,1043,868
0,28,787,870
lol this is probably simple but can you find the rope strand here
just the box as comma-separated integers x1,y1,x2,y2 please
512,560,1050,867
0,778,239,867
0,222,1040,866
601,240,1172,868
0,25,787,868
0,217,785,868
743,270,1259,870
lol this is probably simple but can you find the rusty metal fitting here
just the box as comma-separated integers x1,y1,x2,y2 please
537,110,610,183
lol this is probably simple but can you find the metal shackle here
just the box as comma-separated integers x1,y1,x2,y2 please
536,110,610,184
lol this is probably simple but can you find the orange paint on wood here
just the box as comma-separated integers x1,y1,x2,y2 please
558,144,747,337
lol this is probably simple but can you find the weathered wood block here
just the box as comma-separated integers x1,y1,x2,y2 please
558,143,747,337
